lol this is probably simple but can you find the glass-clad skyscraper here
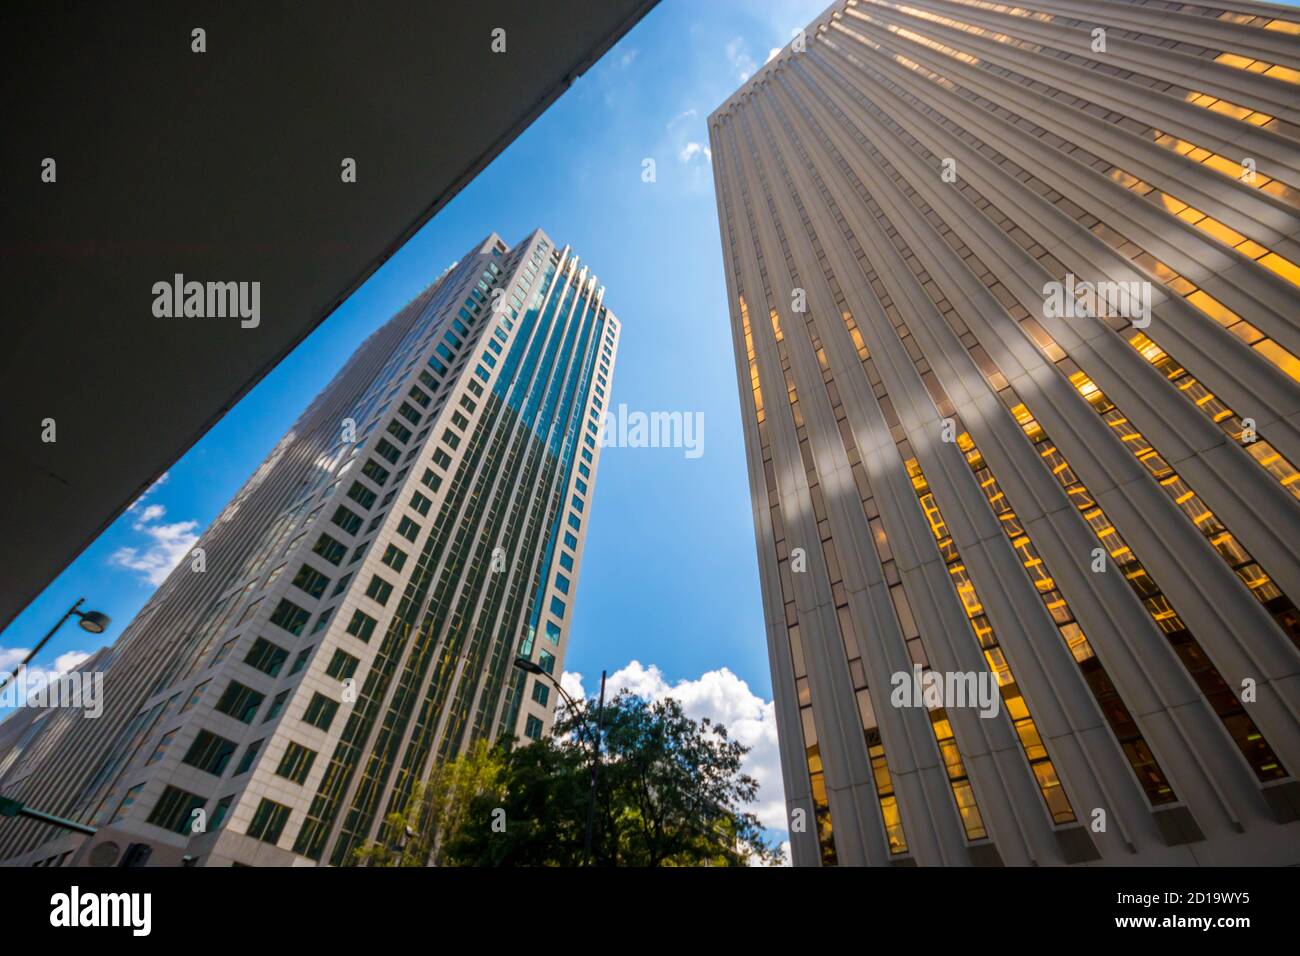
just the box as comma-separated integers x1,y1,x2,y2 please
0,229,620,867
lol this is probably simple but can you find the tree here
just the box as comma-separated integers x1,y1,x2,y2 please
353,738,506,866
442,691,782,866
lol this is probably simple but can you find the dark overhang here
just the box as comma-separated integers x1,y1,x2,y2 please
0,0,657,629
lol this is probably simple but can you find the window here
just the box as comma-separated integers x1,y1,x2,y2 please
292,561,330,598
269,598,310,635
146,729,176,766
331,572,353,597
264,564,287,590
443,430,461,450
147,786,206,834
432,449,452,470
346,482,377,509
408,385,431,408
111,784,144,823
290,646,313,674
409,491,431,516
559,552,574,572
421,468,442,493
538,649,556,676
235,738,263,775
459,395,477,413
182,729,237,776
181,680,209,714
374,438,401,465
549,596,566,619
361,459,390,486
524,715,544,740
313,533,348,565
566,514,581,532
331,506,363,535
545,620,561,644
398,402,421,425
215,681,265,723
531,682,549,707
451,411,469,430
310,607,334,635
235,597,263,627
396,517,420,543
304,693,338,731
366,575,393,606
325,649,360,681
245,636,289,677
247,798,291,844
346,609,378,643
386,420,412,444
211,638,237,667
381,543,407,573
210,795,235,832
555,573,570,595
563,532,578,550
275,742,317,785
467,379,484,397
264,689,290,722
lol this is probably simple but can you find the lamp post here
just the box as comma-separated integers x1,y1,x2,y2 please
0,597,110,696
513,656,606,866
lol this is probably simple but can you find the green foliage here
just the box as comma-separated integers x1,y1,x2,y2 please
353,738,506,866
441,691,783,867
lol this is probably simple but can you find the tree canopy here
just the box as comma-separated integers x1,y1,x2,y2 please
356,690,782,867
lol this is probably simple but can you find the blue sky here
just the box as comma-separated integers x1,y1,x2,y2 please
1,0,831,843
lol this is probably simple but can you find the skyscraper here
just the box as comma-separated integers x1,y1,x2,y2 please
0,229,620,867
711,0,1300,866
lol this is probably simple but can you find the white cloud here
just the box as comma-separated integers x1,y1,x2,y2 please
559,670,585,704
678,141,712,164
0,647,29,672
110,483,200,586
766,47,782,64
667,108,697,130
725,36,757,83
619,48,638,68
135,503,166,524
127,471,169,512
559,660,786,832
50,650,91,675
0,648,91,684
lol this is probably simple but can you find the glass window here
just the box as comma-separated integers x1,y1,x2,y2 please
182,729,237,776
147,786,206,835
345,609,378,643
244,636,288,677
215,681,264,723
247,798,291,844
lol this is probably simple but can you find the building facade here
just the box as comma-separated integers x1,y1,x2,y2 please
711,0,1300,866
0,229,619,866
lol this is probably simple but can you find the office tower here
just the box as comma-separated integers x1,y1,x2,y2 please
710,0,1300,866
0,229,620,866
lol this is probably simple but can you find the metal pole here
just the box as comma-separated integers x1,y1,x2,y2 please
0,598,83,696
582,669,606,866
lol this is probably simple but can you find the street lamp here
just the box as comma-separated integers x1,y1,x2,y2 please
512,656,606,866
0,598,111,695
